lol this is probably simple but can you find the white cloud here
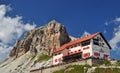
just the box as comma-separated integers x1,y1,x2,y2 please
0,5,36,62
114,17,120,22
81,31,91,37
109,17,120,54
104,22,109,26
104,30,107,34
105,17,120,26
0,43,12,62
109,26,120,49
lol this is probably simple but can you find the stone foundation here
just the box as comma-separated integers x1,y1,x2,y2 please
30,58,105,73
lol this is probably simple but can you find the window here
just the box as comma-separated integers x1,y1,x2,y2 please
68,52,70,55
71,52,73,54
78,43,81,46
78,49,81,52
93,38,99,45
75,50,77,53
94,52,100,57
67,47,69,49
81,40,90,46
55,59,57,62
71,46,73,48
55,53,57,56
83,46,89,50
104,54,109,58
58,52,61,55
83,53,90,58
74,44,77,47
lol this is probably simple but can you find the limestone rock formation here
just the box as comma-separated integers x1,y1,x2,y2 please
9,20,71,57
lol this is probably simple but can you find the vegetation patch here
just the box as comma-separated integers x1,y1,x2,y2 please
37,54,52,62
92,68,120,73
104,60,111,66
116,60,120,66
53,65,89,73
53,69,64,73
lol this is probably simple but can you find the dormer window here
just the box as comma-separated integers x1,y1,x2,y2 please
74,44,77,47
55,53,57,56
81,40,90,46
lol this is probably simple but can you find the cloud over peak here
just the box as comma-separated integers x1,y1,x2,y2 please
109,26,120,49
0,4,36,62
107,17,120,54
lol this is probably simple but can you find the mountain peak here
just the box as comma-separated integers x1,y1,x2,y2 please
9,20,71,57
49,20,59,24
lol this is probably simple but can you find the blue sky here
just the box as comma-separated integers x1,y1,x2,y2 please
0,0,120,61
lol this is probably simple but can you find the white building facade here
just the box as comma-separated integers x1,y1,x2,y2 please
52,32,111,65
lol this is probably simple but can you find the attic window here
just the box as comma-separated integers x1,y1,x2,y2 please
58,52,61,55
93,38,99,45
67,47,69,49
71,46,73,48
74,44,77,47
55,53,57,56
81,40,90,46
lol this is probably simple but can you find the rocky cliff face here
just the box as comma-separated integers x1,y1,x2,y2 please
9,20,71,57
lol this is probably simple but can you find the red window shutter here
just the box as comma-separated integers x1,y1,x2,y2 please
68,52,70,55
55,59,57,62
83,47,89,50
83,53,90,58
78,49,81,52
104,54,109,58
94,52,100,57
75,50,77,53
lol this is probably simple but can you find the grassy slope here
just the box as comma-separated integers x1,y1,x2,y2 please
53,65,87,73
37,54,52,62
53,65,120,73
92,68,120,73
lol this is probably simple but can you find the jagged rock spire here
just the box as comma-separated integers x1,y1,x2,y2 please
9,20,71,57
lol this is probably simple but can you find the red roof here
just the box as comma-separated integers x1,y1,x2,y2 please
53,32,111,53
53,32,101,53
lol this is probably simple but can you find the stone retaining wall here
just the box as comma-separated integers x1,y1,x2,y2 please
30,58,104,73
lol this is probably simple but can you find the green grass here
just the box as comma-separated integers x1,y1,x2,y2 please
53,69,64,73
53,65,85,73
65,65,84,73
37,54,52,62
104,60,111,66
116,60,120,66
53,64,120,73
53,67,120,73
92,68,120,73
